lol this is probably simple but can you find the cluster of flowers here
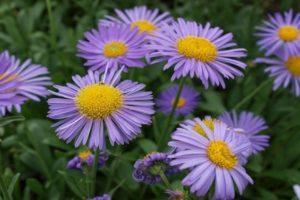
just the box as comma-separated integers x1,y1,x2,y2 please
0,4,299,200
255,10,300,96
132,112,269,199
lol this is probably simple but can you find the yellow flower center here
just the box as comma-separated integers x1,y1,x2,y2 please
278,25,299,42
75,84,123,119
207,141,237,169
103,41,128,58
285,56,300,76
131,20,157,33
193,118,215,137
176,36,217,62
78,150,92,160
172,97,186,108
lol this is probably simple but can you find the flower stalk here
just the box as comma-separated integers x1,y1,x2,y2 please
91,149,100,196
158,77,186,150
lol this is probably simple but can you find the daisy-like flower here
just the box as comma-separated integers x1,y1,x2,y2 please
0,51,51,116
156,84,200,116
218,111,269,154
77,25,147,72
100,6,173,35
169,120,253,199
183,116,252,163
67,150,108,170
132,152,178,185
89,194,111,200
148,18,247,88
255,10,300,56
0,51,25,108
256,51,300,96
47,68,154,150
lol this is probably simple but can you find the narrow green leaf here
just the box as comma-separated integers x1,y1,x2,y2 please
0,116,25,127
26,178,44,196
58,171,85,198
8,173,20,196
138,139,157,153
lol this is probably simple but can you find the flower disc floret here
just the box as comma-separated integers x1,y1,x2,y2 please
75,84,123,119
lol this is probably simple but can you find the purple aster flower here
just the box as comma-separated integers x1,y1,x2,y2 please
168,120,253,199
88,194,111,200
132,152,178,185
67,150,108,170
255,10,300,56
47,68,154,150
77,25,148,72
0,51,25,108
100,5,173,35
256,51,300,96
147,18,247,88
219,111,269,154
0,51,51,116
156,84,200,116
181,116,252,164
165,189,187,200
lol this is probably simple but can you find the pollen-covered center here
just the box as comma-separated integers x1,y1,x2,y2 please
176,36,217,62
172,97,186,108
75,84,123,119
285,56,300,76
78,150,92,161
193,118,215,137
103,41,128,58
131,20,157,33
278,25,299,42
207,141,237,169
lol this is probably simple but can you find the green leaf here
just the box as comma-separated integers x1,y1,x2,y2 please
247,154,263,173
116,161,139,190
199,90,226,114
0,116,25,127
8,173,20,196
109,179,125,196
58,170,85,198
138,139,157,153
25,120,54,167
26,178,44,196
257,188,279,200
1,136,18,149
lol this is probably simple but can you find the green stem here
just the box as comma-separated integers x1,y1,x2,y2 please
159,171,171,188
153,116,160,142
83,167,90,198
45,0,57,51
233,79,272,110
91,149,100,196
0,174,11,200
158,77,186,150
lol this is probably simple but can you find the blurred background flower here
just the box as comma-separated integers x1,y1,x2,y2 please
255,10,300,56
156,84,200,116
0,50,51,116
67,150,108,170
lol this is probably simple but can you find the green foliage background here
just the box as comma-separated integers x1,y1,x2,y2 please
0,0,300,199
